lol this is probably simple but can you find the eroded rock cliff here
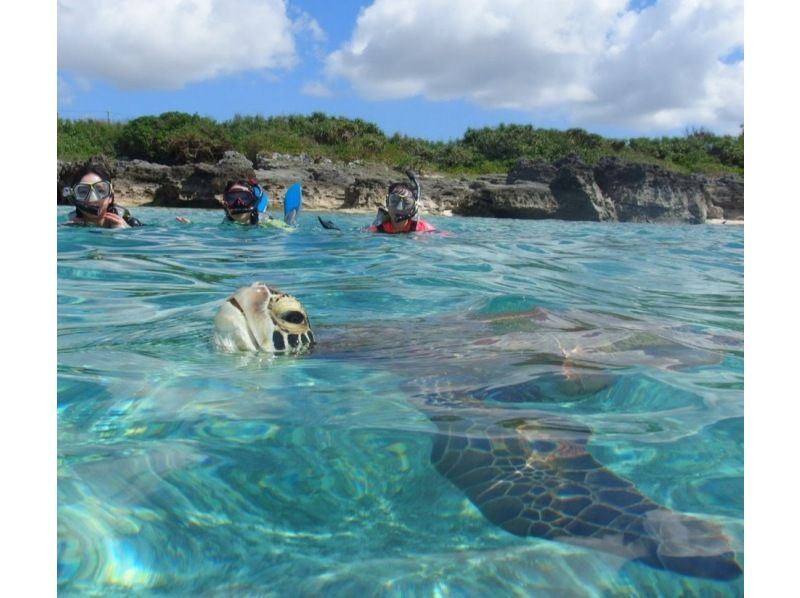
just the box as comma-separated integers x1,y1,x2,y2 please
57,152,743,223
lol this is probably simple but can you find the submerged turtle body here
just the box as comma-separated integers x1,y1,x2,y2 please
213,283,742,581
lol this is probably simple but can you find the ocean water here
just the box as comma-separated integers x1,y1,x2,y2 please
57,207,744,596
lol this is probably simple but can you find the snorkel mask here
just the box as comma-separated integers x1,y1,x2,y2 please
386,183,419,223
66,180,114,216
223,181,261,224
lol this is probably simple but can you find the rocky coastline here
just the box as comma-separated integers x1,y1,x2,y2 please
57,151,743,224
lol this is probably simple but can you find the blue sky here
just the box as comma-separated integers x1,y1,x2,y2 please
56,0,744,141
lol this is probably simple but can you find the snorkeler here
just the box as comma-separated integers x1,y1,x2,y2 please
176,179,301,227
63,164,142,228
367,171,435,233
221,178,269,224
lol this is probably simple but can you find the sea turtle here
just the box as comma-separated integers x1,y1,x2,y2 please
213,282,743,581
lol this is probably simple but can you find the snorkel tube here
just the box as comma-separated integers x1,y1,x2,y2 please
406,170,421,205
404,169,422,221
251,178,269,214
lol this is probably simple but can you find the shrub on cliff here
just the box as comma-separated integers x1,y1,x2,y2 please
460,124,616,167
57,111,743,176
221,112,388,162
628,129,743,174
116,112,230,165
58,118,122,161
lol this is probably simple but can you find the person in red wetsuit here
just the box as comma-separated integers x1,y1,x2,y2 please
367,171,436,234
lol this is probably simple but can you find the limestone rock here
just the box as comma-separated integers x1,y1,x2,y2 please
56,152,743,224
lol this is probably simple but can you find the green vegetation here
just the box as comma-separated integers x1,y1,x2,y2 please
57,112,743,176
57,118,122,159
115,111,230,164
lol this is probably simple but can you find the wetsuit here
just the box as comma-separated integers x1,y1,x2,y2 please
367,218,436,233
67,204,142,227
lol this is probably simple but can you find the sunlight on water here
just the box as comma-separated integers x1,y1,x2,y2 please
58,207,743,595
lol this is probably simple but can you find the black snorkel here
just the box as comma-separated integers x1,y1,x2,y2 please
406,170,421,202
224,206,259,224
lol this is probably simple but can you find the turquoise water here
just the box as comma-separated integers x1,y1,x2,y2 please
58,207,744,596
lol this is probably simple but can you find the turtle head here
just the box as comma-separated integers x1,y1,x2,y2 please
213,282,314,354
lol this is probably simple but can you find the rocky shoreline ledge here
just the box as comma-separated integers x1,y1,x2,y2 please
57,151,743,224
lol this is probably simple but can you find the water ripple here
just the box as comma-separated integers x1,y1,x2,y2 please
57,208,743,594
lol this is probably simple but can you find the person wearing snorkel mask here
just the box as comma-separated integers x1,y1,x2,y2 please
63,165,141,228
367,171,436,233
221,178,269,224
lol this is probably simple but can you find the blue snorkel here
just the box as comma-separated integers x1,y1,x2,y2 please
253,183,269,213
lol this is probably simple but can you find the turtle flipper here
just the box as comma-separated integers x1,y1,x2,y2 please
429,414,742,580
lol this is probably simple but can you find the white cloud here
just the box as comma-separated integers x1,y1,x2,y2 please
292,10,326,45
290,8,328,61
57,0,297,89
302,81,333,97
57,76,75,105
325,0,744,134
